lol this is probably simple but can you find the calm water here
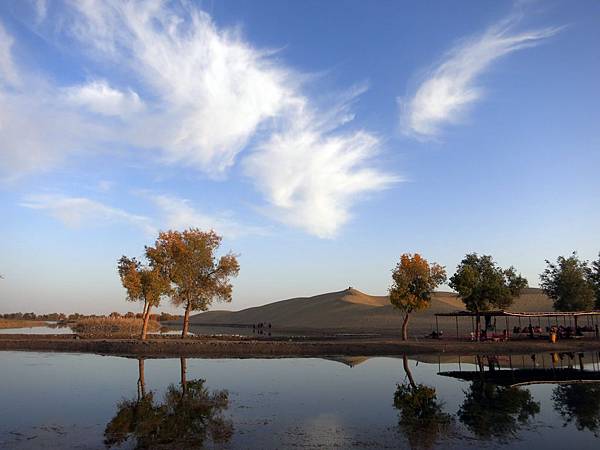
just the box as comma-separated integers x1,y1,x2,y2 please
1,352,600,449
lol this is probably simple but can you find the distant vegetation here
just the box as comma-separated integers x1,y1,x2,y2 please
72,317,161,337
0,318,48,329
0,312,181,322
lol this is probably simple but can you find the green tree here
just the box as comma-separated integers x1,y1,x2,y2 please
458,380,540,440
146,229,240,338
540,253,595,312
552,383,600,436
393,355,452,449
118,256,170,340
449,254,527,339
589,253,600,308
389,253,447,340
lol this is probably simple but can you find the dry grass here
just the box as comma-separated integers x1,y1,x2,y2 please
72,317,161,337
0,319,48,329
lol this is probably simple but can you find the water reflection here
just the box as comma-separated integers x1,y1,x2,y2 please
457,380,539,440
393,355,452,449
439,353,600,441
553,383,600,436
104,358,233,449
2,352,600,448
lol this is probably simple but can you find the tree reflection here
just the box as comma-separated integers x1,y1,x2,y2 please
552,383,600,436
393,355,452,449
104,358,233,449
458,380,540,440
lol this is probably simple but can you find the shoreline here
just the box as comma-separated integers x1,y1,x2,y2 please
2,334,600,358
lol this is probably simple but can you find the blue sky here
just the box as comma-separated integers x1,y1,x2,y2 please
1,0,599,314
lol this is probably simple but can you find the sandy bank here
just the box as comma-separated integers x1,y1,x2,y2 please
2,334,600,358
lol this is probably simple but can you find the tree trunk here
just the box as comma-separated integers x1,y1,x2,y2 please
137,358,146,400
402,313,410,341
180,357,187,396
140,302,151,340
181,301,192,339
402,354,416,389
475,312,481,341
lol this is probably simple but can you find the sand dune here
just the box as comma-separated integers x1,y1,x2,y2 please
191,287,554,336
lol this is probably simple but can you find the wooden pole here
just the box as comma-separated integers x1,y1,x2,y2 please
456,316,459,340
436,315,439,336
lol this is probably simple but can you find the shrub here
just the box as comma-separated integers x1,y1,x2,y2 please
72,317,160,337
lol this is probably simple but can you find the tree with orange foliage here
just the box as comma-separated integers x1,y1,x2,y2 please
118,256,170,340
146,229,240,338
389,254,447,340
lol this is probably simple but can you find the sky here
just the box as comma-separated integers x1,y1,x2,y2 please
1,0,599,314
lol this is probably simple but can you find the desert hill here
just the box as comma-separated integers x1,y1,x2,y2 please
190,287,553,336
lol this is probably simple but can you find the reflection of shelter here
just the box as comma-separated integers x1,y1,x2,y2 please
439,353,600,387
434,310,600,340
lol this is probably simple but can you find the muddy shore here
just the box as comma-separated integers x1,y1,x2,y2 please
2,334,600,358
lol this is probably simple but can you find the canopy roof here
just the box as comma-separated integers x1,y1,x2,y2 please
435,310,600,318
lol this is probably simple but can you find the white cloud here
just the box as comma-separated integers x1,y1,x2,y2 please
151,194,264,239
69,0,295,174
2,1,396,237
21,192,261,239
0,23,20,87
34,0,48,24
400,15,561,139
245,98,398,238
21,194,156,235
0,88,105,181
64,80,143,117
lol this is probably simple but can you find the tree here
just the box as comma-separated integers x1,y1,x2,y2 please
449,254,527,339
589,253,600,308
393,355,452,449
389,254,447,340
146,229,240,338
553,383,600,436
540,253,595,312
458,380,540,440
118,256,170,340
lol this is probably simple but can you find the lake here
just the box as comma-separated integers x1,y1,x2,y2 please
1,351,600,449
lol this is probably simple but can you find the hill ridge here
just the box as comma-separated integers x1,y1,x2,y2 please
191,287,552,335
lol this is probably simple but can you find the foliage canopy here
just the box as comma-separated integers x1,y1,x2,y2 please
146,229,240,337
449,253,527,313
540,252,596,311
389,253,447,314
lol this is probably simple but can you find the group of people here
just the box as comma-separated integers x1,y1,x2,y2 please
468,329,509,342
512,323,600,340
252,322,272,336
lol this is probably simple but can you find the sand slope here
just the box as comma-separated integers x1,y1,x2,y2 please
191,287,554,336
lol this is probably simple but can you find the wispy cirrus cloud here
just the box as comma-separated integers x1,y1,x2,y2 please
400,14,561,139
63,80,144,117
150,194,265,239
245,89,398,238
67,0,295,175
21,192,262,239
0,23,20,87
21,194,157,235
2,1,397,237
